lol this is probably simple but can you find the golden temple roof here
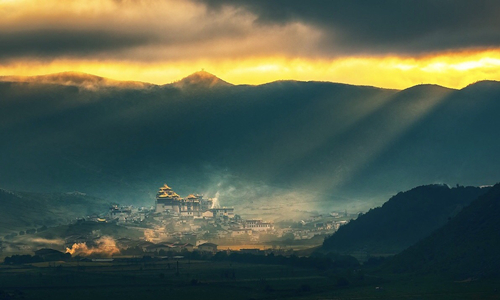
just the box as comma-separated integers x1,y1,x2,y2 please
159,183,172,190
156,183,182,200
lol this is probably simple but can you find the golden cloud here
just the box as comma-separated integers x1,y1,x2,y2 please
2,50,500,89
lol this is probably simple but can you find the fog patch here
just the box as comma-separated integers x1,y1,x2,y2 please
199,177,335,221
66,236,120,257
29,237,65,246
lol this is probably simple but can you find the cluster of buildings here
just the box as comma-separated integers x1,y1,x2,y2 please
155,184,212,216
108,184,238,222
0,184,354,258
56,184,347,254
105,184,282,244
155,184,253,220
149,184,276,242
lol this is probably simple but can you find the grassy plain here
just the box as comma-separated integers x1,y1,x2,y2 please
0,260,499,300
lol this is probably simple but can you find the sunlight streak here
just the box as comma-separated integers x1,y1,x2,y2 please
300,87,454,192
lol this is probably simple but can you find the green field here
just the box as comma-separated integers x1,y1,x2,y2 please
1,259,500,300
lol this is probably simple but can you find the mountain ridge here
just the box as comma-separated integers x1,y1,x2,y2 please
5,70,496,91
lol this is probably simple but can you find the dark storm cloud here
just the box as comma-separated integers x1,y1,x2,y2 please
0,29,152,59
199,0,500,56
2,0,500,64
0,0,314,62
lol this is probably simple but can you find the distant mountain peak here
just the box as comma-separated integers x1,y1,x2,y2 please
171,70,232,89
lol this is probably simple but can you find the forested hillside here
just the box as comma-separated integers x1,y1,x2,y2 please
388,182,500,279
0,188,111,236
1,72,499,209
322,185,489,254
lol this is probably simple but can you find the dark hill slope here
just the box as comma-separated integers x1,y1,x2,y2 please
389,183,500,279
322,185,488,254
0,189,111,235
352,81,500,196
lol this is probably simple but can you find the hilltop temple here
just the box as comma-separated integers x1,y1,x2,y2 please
155,184,214,217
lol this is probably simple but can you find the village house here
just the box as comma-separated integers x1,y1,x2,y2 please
211,207,235,218
244,219,274,232
109,205,132,222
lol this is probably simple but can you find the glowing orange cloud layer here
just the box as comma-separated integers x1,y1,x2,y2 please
1,50,500,89
1,0,499,89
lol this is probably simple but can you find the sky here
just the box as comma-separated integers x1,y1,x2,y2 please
1,0,500,89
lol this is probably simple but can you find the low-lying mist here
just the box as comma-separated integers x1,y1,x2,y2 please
66,236,120,257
